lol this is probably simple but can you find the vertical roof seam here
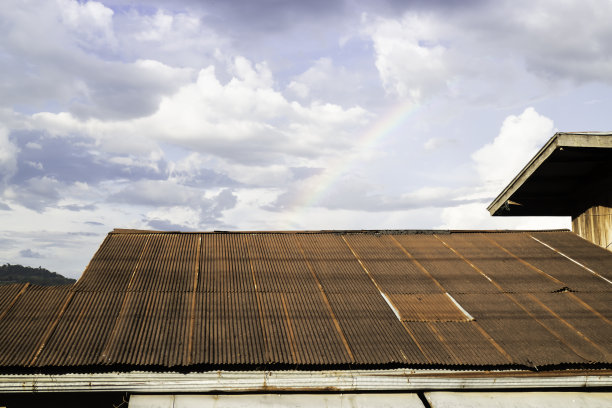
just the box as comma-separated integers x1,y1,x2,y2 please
0,283,29,322
280,293,299,363
388,235,447,293
506,294,598,363
529,235,612,285
294,236,355,363
525,293,608,356
445,293,474,321
434,235,498,287
185,235,201,365
567,292,612,327
426,321,462,365
342,236,428,364
127,235,152,291
469,321,514,363
398,320,433,364
484,235,567,287
99,291,132,363
29,290,74,366
433,235,592,363
340,236,392,309
245,236,270,363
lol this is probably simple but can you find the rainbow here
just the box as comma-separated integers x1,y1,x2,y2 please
280,99,421,227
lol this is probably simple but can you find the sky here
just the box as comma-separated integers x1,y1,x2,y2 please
1,0,611,278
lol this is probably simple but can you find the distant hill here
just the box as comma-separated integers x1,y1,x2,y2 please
0,263,76,286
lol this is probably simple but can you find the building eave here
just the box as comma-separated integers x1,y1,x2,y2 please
1,369,611,393
488,132,612,217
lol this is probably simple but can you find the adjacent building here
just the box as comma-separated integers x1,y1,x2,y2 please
488,132,612,251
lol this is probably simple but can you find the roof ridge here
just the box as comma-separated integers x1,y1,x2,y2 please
110,228,571,235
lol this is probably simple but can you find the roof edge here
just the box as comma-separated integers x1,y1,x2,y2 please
110,228,571,235
487,132,612,216
1,369,610,393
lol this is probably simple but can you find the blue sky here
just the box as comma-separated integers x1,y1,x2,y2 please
1,0,611,278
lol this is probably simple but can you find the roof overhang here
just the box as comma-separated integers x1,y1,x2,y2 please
1,369,611,393
488,132,612,216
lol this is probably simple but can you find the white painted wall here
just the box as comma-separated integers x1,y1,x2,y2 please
128,393,425,408
425,391,612,408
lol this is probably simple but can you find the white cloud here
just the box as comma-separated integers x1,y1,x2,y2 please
4,176,62,211
58,0,116,51
134,10,175,42
440,107,568,230
230,56,275,89
116,7,225,68
25,142,42,150
287,81,310,99
0,126,18,184
508,0,612,83
440,202,569,230
366,14,449,102
365,1,612,106
30,57,371,164
107,178,238,229
285,58,372,106
471,107,555,195
423,137,457,151
1,0,195,119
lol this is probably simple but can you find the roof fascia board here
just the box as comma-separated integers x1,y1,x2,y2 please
555,132,612,148
1,369,611,393
488,133,561,215
487,132,612,215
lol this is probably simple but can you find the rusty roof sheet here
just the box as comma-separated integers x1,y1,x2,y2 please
387,293,469,322
531,231,612,280
0,283,28,316
0,285,72,367
0,229,611,372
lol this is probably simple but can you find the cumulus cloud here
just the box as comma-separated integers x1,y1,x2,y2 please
4,176,63,212
19,248,43,258
440,202,570,230
508,0,612,83
110,180,238,229
58,0,117,52
286,57,377,106
30,57,371,164
440,107,568,230
471,107,555,195
9,131,166,186
109,180,204,207
0,126,18,184
1,0,195,119
366,14,450,102
423,137,457,151
365,0,612,105
269,172,478,213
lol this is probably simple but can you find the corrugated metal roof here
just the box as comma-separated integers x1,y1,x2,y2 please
387,294,469,322
0,285,72,367
0,230,610,372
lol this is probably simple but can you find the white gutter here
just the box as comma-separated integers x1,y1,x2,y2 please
0,369,610,393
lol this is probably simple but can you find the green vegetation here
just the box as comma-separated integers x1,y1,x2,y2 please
0,263,76,286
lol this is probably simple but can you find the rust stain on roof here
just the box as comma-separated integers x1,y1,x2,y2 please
0,229,610,372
